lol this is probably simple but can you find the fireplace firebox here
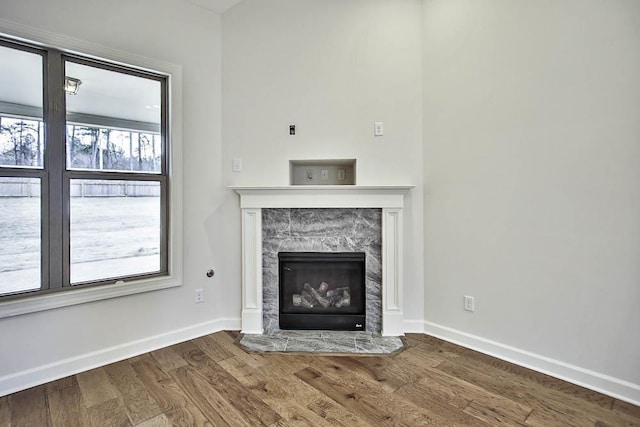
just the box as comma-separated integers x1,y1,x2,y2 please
278,252,366,330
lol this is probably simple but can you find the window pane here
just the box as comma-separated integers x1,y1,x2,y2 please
0,45,44,168
70,179,161,284
0,177,41,295
66,125,161,172
65,61,161,173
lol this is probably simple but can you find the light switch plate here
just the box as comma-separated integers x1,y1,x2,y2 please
374,121,384,136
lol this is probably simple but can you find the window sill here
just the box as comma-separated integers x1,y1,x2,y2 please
0,276,180,319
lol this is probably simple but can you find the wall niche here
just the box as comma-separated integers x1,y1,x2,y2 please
289,159,356,185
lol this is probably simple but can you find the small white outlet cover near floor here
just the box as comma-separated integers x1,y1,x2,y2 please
464,295,475,312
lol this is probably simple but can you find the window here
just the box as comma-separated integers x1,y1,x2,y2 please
0,37,170,300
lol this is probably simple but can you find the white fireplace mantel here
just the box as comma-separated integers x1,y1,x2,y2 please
231,185,413,336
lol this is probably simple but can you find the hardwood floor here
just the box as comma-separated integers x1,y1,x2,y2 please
2,331,639,426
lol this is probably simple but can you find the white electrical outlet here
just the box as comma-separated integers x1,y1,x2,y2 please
232,158,242,172
195,288,204,303
321,169,329,180
464,295,475,312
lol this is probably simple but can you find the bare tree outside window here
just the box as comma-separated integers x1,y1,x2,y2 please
0,117,44,168
66,125,160,173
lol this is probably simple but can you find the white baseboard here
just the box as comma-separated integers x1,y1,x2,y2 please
423,321,640,407
0,317,241,398
403,319,426,334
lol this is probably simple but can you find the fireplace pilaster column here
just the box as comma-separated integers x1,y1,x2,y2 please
241,208,263,334
382,208,404,336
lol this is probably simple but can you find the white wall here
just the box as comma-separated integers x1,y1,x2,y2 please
0,0,233,395
221,0,425,328
423,0,640,403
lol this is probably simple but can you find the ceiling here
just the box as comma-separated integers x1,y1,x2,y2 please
186,0,243,14
0,45,161,126
0,0,242,126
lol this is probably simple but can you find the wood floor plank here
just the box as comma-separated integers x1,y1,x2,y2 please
261,354,317,377
194,335,235,362
149,346,188,372
463,396,531,425
421,337,617,417
435,359,602,426
132,359,213,427
174,341,282,426
614,399,640,419
398,372,471,411
306,398,372,427
314,356,496,427
217,355,339,426
9,385,50,427
0,395,10,426
401,341,461,366
44,375,76,395
86,397,131,427
451,346,615,409
399,365,532,425
220,354,325,404
136,413,172,427
169,365,238,426
295,366,407,426
48,379,90,427
0,396,11,427
75,367,119,408
330,354,531,425
104,361,163,425
382,346,444,384
396,369,471,410
127,353,153,365
296,365,447,426
204,331,266,369
394,381,488,426
439,355,640,427
314,356,404,392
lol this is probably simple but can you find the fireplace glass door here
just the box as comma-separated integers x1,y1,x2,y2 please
278,252,365,330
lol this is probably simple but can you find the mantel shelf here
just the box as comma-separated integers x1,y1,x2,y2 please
230,185,414,209
230,185,414,191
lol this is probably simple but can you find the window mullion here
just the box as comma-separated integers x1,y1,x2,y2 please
44,51,68,290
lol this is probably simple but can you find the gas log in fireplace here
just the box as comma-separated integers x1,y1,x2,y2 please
278,252,366,330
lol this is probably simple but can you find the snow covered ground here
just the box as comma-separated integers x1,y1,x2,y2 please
0,196,160,295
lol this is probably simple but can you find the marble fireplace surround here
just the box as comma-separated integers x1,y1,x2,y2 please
232,186,413,336
263,208,380,333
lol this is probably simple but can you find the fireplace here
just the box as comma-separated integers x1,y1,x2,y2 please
279,252,366,330
232,185,411,336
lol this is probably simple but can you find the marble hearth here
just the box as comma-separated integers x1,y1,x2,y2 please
232,186,412,336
